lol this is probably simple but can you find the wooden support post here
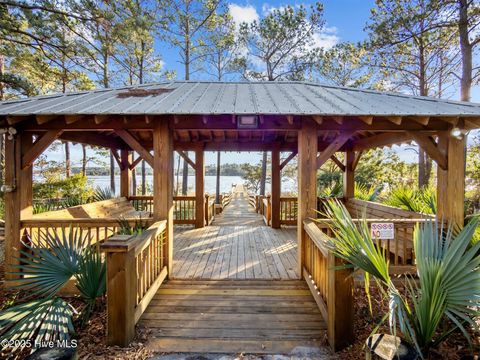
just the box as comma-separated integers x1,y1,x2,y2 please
297,118,318,276
437,134,466,228
153,121,174,274
327,254,354,351
5,133,33,281
105,236,136,346
120,150,132,198
271,146,281,228
343,150,355,199
195,147,205,228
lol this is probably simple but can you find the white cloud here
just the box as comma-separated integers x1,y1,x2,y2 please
228,4,259,27
311,26,340,50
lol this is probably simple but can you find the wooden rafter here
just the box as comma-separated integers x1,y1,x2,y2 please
286,115,294,125
65,115,85,124
411,116,429,126
280,151,298,170
317,131,354,169
312,115,323,125
332,116,343,125
407,131,447,170
358,116,373,125
330,154,346,172
114,129,154,167
386,116,402,125
22,130,63,169
178,150,196,169
36,115,59,124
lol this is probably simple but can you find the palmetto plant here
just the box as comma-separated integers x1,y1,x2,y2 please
385,185,436,215
0,227,106,354
319,199,480,358
354,183,383,202
92,187,114,202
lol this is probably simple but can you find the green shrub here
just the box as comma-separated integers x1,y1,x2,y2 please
33,174,94,204
319,200,480,358
0,227,105,355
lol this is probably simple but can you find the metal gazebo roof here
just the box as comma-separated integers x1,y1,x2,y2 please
2,81,480,117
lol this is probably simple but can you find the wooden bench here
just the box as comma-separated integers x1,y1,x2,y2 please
31,197,151,220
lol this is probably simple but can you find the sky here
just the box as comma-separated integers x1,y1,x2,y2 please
44,0,478,168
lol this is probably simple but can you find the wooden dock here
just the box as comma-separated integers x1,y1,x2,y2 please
173,186,298,279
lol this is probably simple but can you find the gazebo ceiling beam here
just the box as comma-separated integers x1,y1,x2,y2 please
316,131,355,169
22,129,63,169
407,131,447,170
352,132,413,151
58,132,128,150
115,129,154,167
12,114,466,132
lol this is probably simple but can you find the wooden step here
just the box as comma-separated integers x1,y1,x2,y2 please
140,280,328,355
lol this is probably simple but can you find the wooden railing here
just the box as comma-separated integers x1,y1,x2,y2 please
173,196,196,224
280,197,297,225
20,218,152,249
130,195,196,224
205,194,216,225
129,195,153,214
248,194,258,211
259,195,271,226
220,192,232,208
314,218,426,274
302,220,353,351
101,220,168,346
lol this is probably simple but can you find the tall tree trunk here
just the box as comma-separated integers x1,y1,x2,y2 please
0,53,4,101
418,149,432,188
64,142,71,177
260,152,267,195
0,133,4,186
110,151,115,194
132,168,137,195
82,144,87,177
215,151,221,203
182,157,189,195
459,0,472,102
417,46,432,188
141,160,146,195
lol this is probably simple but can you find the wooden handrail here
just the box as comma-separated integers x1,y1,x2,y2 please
302,219,353,351
101,220,168,346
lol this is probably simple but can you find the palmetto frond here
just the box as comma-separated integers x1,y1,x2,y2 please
0,298,75,353
319,199,480,358
12,227,90,299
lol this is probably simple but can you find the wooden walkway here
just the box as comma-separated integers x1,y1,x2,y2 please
139,280,326,354
173,186,298,279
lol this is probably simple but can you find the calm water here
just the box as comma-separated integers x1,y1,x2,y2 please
87,175,297,195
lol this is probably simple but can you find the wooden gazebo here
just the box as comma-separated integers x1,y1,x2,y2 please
2,81,480,352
